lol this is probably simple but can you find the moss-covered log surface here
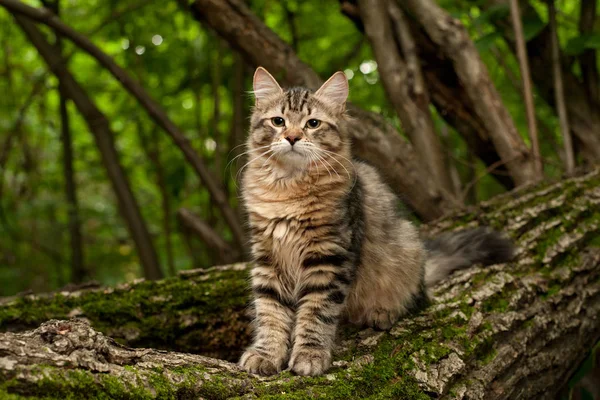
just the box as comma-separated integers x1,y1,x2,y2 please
1,168,600,399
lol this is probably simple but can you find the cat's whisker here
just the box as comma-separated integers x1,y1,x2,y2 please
308,149,331,179
315,148,350,181
261,149,281,169
310,149,336,180
226,144,272,172
236,149,274,182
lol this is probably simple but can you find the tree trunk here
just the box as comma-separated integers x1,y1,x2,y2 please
579,0,599,108
358,0,456,199
59,89,87,283
13,16,164,281
2,169,600,398
51,0,87,284
339,0,515,190
399,0,536,186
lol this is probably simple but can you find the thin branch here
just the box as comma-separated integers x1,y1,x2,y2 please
13,14,164,280
177,208,239,264
578,0,599,107
548,0,575,173
0,0,245,249
400,0,537,185
358,0,457,200
509,0,542,177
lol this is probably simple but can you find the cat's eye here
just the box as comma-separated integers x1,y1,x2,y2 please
271,117,285,127
306,119,321,129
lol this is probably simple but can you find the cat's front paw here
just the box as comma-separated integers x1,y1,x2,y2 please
239,349,282,376
289,349,331,376
368,308,399,330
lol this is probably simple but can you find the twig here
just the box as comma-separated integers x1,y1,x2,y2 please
548,0,575,173
509,0,542,177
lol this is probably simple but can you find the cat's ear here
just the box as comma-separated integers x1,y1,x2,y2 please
315,71,349,108
253,67,282,105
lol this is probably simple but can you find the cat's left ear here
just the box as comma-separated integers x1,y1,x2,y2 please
253,67,283,105
315,71,349,109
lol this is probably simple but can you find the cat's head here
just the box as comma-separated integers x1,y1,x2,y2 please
247,67,350,178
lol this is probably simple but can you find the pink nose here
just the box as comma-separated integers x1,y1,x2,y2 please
285,134,302,145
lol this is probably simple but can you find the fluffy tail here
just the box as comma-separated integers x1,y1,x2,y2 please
424,227,515,287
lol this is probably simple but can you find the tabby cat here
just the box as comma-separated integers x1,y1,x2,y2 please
239,67,514,377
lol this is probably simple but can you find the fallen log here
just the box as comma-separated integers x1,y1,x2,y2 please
1,169,600,398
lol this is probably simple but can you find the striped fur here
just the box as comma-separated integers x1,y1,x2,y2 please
239,68,514,377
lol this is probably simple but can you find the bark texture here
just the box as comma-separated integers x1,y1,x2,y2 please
1,169,600,399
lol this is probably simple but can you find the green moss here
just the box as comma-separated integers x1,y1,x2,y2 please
0,268,252,360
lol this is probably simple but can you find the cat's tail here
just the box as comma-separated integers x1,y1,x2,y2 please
423,227,515,287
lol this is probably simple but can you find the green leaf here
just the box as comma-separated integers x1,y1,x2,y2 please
565,36,589,56
564,34,600,56
584,34,600,49
473,4,510,26
522,16,546,41
475,31,502,52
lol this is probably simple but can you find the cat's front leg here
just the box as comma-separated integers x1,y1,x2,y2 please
240,264,295,376
289,253,353,376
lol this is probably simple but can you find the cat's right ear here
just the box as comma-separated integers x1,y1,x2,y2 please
253,67,282,105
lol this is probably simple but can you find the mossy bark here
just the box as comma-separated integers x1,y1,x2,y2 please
1,169,600,399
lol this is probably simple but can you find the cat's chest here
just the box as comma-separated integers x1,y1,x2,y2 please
256,217,309,268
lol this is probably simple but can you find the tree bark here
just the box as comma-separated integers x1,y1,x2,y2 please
13,16,164,281
0,0,246,249
358,0,456,199
2,169,600,398
508,0,542,176
399,0,536,186
189,0,455,221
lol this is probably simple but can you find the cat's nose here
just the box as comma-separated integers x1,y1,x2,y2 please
285,133,302,145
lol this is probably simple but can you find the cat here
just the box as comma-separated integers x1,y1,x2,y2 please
238,67,514,377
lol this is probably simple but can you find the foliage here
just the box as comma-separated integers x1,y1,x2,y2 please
0,0,597,296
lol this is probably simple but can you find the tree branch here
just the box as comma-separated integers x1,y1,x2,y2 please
476,0,600,163
0,0,246,248
2,169,600,398
358,0,457,200
508,0,542,176
12,15,164,281
399,0,536,186
548,0,575,173
177,208,240,264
